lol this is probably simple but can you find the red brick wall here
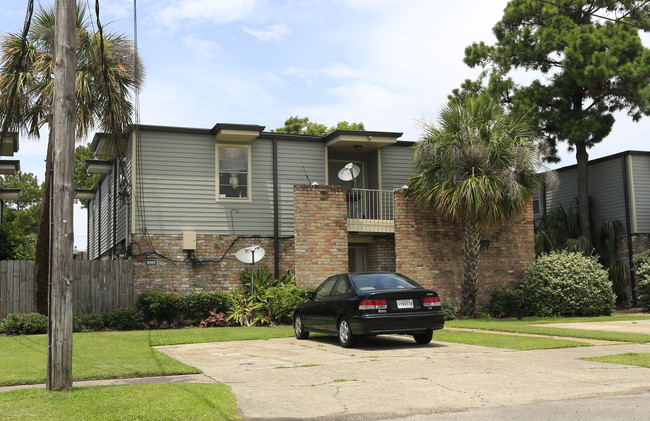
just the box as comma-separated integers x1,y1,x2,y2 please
294,185,349,287
365,235,396,272
131,234,294,294
394,191,535,311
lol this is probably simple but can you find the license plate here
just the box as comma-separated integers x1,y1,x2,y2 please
396,299,414,309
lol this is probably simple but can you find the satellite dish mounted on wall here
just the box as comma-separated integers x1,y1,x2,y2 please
337,162,360,182
235,245,265,264
235,245,265,295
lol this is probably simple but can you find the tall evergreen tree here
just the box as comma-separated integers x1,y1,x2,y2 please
463,0,650,242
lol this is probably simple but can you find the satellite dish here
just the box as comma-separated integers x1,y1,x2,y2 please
337,163,360,182
235,245,265,264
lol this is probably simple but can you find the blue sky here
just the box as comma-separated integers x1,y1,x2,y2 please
1,0,649,249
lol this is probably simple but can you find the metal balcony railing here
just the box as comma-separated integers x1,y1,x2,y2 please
347,188,394,232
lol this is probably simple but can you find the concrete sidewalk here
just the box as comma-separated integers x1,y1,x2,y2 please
157,336,650,420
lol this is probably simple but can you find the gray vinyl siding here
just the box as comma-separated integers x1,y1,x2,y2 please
88,199,97,259
545,168,578,211
99,174,111,256
277,139,326,236
380,144,414,189
366,150,379,190
631,153,650,233
545,155,631,234
133,131,325,236
588,158,626,234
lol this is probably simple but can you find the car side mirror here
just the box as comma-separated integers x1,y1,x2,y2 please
305,292,316,299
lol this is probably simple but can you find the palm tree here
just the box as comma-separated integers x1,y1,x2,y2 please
0,2,142,314
407,96,541,316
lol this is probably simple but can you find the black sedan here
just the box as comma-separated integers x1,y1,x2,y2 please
293,272,444,347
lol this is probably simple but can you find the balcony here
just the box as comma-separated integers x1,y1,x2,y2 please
346,188,394,233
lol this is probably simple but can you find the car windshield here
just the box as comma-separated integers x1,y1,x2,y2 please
350,273,422,291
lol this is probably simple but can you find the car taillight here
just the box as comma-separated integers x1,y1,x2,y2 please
359,299,388,310
423,296,441,307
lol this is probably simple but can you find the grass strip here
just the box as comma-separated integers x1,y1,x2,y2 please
0,383,240,420
0,331,200,386
580,353,650,368
446,318,650,343
433,329,590,350
146,325,295,346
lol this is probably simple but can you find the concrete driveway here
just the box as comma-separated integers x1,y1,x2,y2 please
158,331,650,420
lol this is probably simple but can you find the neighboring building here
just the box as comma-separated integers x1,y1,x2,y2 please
535,150,650,302
85,123,535,310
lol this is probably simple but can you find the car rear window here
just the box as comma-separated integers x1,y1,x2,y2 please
350,274,422,291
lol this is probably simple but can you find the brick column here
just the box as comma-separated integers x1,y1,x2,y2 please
294,185,348,286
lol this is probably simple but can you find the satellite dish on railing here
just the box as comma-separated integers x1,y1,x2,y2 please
235,245,265,264
337,163,360,182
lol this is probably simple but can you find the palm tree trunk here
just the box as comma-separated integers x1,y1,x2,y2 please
33,129,53,315
461,213,481,316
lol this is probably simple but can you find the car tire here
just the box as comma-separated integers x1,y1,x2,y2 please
294,315,309,339
413,330,433,345
337,317,358,348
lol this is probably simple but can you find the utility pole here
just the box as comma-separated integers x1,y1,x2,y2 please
47,0,76,391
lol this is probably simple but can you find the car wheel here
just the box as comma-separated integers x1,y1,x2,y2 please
337,317,358,348
413,330,433,345
294,315,309,339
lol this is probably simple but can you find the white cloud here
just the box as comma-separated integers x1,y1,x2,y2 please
283,63,366,80
182,34,221,60
156,0,260,29
242,24,291,42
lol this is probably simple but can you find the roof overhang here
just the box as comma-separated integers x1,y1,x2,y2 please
0,188,22,200
84,159,113,174
0,132,18,156
324,130,403,153
74,188,96,200
91,133,127,158
0,159,20,175
212,123,265,142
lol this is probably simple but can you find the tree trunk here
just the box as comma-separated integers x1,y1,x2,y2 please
460,214,481,316
33,129,53,315
575,141,591,243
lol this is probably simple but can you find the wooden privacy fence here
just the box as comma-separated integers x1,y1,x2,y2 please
0,260,134,318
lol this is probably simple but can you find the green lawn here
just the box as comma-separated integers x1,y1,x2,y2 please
0,383,240,420
446,315,650,343
433,329,589,350
581,352,650,368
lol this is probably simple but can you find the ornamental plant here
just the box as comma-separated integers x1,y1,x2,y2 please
522,250,615,317
633,250,650,311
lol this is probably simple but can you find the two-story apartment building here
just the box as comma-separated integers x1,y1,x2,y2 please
535,150,650,302
85,123,535,310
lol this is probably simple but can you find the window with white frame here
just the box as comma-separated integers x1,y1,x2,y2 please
217,145,250,200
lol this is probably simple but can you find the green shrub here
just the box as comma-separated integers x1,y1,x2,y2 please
181,291,231,324
73,313,104,332
522,250,615,317
103,307,145,331
633,250,650,311
266,284,307,325
441,303,456,321
488,288,526,318
0,313,48,335
135,290,182,323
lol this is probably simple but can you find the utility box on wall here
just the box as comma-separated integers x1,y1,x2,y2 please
182,231,196,251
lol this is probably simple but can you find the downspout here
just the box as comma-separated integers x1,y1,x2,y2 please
273,136,280,279
112,158,117,259
97,185,101,259
86,200,89,257
622,154,637,303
